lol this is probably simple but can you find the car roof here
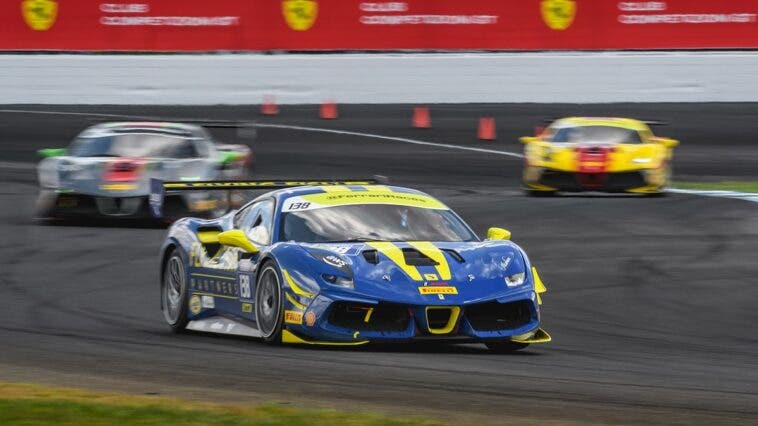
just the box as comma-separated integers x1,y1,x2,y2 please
552,117,650,131
80,122,204,138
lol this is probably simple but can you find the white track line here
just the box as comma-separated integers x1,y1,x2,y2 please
667,188,758,203
255,123,524,158
0,109,139,119
0,108,524,158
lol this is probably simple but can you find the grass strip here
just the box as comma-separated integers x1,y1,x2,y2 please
672,181,758,193
0,382,443,426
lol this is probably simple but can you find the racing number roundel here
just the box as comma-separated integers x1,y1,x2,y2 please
282,0,318,31
541,0,576,31
21,0,57,31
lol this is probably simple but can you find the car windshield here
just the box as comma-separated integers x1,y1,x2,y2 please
279,204,477,243
68,133,200,158
551,126,642,144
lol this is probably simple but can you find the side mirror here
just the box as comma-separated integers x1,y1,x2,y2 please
218,229,259,253
486,227,511,241
520,136,539,145
38,148,67,158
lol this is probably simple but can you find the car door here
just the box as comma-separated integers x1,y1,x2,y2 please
234,198,276,322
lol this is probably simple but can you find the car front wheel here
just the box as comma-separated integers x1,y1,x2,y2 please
161,248,189,332
256,261,284,343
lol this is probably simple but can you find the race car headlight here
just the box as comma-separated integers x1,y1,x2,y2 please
504,272,526,287
321,274,354,289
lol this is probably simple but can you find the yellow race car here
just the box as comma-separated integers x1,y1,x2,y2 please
520,117,678,196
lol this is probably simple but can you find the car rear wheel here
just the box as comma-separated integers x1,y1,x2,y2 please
161,249,189,332
256,262,284,344
485,341,529,353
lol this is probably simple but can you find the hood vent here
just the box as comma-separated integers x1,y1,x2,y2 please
362,248,465,265
402,249,437,266
441,249,465,263
362,250,379,264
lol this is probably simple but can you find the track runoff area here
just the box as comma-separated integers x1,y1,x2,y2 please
0,104,756,425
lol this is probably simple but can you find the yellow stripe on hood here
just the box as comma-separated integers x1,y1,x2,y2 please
407,241,451,280
366,242,422,281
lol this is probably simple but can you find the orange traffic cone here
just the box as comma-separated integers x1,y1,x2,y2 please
412,107,431,128
478,117,496,141
320,100,338,119
261,96,278,115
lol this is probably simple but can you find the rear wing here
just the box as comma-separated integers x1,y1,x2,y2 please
149,177,385,218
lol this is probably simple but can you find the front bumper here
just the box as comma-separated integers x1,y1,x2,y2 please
284,291,544,345
528,169,661,193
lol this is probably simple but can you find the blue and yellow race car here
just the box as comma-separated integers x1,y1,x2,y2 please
153,179,550,352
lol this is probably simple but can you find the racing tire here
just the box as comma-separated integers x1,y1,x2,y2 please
161,248,189,333
485,341,529,353
256,261,284,344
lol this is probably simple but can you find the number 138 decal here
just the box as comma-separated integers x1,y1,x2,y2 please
240,274,252,299
287,201,310,210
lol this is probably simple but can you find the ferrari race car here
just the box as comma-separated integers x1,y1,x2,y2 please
36,121,253,220
155,179,550,352
520,117,678,195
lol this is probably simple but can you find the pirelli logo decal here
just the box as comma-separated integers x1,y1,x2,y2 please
418,286,458,295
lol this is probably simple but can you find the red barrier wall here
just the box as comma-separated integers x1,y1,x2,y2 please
5,1,758,51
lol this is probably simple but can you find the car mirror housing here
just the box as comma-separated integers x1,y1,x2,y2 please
486,227,511,241
218,229,259,253
38,148,67,158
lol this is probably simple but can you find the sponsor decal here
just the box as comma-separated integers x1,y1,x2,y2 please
359,2,497,26
282,192,447,212
304,311,316,326
201,295,215,309
189,295,202,314
423,273,439,281
189,278,239,298
285,310,304,324
22,0,57,31
323,255,347,268
541,0,576,30
418,286,458,295
241,303,253,313
282,0,318,31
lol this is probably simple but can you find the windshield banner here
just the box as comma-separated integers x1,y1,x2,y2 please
5,1,758,51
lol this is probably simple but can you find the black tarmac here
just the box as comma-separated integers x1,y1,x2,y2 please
0,104,756,425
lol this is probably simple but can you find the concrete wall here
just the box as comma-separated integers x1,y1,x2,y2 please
2,52,756,104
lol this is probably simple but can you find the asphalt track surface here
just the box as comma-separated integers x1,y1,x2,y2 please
0,104,757,424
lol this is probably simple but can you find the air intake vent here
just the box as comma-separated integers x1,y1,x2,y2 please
362,250,379,264
441,249,464,263
402,249,437,266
